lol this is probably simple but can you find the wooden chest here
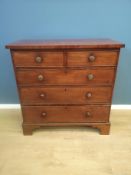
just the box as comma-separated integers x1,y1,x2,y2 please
6,39,125,135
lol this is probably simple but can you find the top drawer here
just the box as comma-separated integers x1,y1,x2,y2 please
12,51,64,67
12,50,118,68
67,51,118,67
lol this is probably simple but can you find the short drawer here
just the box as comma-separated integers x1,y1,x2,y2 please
12,51,64,67
22,105,110,123
20,86,112,105
16,68,115,85
67,51,118,67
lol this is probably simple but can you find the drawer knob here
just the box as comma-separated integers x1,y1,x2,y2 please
41,112,47,117
87,74,94,80
38,75,44,81
88,55,96,62
86,112,91,117
86,92,92,98
40,93,45,98
35,56,43,63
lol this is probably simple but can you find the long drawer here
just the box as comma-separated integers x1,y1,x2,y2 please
16,68,116,85
22,105,110,123
20,86,112,105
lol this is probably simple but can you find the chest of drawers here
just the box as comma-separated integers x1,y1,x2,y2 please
6,39,124,135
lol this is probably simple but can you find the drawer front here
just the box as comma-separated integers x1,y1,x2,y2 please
20,86,112,105
67,51,118,67
12,51,64,67
22,105,110,123
16,68,115,85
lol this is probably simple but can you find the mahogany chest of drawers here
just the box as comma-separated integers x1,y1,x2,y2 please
6,39,124,135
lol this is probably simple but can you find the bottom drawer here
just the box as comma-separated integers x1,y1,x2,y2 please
22,105,110,123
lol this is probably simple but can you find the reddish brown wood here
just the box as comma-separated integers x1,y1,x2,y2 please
6,39,124,135
12,50,119,67
12,51,64,67
22,123,40,135
20,86,112,105
16,68,116,85
22,123,110,135
67,51,119,67
6,39,125,49
98,124,110,135
22,105,110,123
92,123,110,135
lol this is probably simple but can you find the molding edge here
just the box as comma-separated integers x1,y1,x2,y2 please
0,104,131,110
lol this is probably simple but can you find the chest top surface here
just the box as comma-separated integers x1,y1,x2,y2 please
6,39,125,50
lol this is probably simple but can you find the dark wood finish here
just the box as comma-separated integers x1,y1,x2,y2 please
16,68,116,85
6,39,125,135
20,86,112,105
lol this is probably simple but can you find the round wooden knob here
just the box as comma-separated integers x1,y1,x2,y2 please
35,56,43,63
41,112,47,117
40,93,45,98
88,55,96,62
86,92,92,98
86,111,91,117
87,74,94,80
38,75,44,81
